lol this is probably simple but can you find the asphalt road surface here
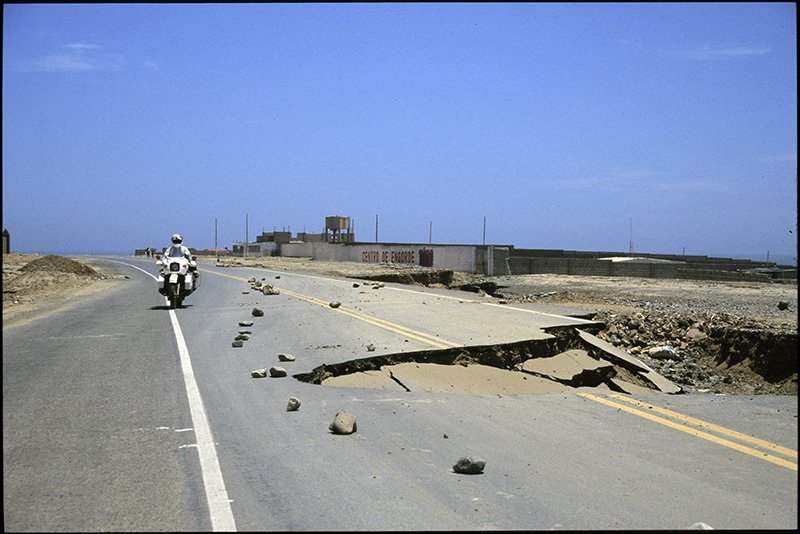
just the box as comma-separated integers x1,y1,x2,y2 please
3,256,797,531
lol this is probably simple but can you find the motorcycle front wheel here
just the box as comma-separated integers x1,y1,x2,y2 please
167,284,179,309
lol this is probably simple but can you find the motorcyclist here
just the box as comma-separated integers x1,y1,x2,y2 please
160,233,199,287
163,233,192,260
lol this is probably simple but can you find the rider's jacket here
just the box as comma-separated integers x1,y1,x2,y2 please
164,244,191,260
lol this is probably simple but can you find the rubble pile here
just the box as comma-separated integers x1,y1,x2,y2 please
248,277,280,295
592,309,797,395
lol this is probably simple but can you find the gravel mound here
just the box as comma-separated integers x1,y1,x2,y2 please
19,255,99,277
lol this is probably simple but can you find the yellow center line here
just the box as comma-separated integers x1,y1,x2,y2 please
578,392,797,471
204,269,462,350
608,393,798,459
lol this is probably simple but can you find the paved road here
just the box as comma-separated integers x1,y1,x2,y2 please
3,256,797,531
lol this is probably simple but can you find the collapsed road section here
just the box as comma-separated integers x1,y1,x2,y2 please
294,325,682,395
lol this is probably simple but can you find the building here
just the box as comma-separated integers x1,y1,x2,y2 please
231,230,290,256
231,217,356,256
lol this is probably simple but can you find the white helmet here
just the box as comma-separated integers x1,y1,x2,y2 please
171,233,183,244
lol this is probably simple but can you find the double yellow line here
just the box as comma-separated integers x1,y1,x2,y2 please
206,269,462,350
278,286,462,349
579,392,798,471
207,268,797,471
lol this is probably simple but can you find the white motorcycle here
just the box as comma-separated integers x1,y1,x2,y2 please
156,254,199,309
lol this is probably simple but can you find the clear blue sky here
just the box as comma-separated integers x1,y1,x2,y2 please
3,3,797,264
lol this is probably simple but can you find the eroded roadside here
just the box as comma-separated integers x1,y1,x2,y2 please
215,257,797,396
295,326,681,396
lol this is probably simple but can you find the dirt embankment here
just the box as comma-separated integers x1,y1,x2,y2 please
2,253,125,322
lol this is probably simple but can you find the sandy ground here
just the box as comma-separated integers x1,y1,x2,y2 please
4,253,797,395
2,253,128,327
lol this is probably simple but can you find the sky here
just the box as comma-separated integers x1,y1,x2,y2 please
2,3,797,264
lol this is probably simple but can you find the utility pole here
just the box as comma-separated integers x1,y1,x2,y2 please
215,217,218,264
629,217,634,255
375,214,379,243
245,213,249,259
482,216,486,246
429,221,432,245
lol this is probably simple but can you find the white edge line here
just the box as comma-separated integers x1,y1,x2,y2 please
95,258,236,531
169,311,237,531
390,285,598,324
482,302,599,324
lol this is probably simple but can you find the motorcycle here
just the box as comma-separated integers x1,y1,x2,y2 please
156,254,199,309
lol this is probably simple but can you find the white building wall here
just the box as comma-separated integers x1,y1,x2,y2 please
287,242,481,273
281,242,314,257
232,241,277,256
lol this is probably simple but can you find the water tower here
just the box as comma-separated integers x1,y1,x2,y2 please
325,216,353,243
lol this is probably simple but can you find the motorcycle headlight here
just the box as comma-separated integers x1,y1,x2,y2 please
170,262,181,272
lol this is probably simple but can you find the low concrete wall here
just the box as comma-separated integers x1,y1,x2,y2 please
509,248,778,270
281,242,314,257
280,241,505,274
492,247,513,276
507,257,775,282
312,242,480,273
277,242,794,281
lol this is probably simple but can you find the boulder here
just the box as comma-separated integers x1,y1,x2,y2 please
286,397,301,411
329,411,357,434
269,366,287,378
648,345,678,360
453,456,486,474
